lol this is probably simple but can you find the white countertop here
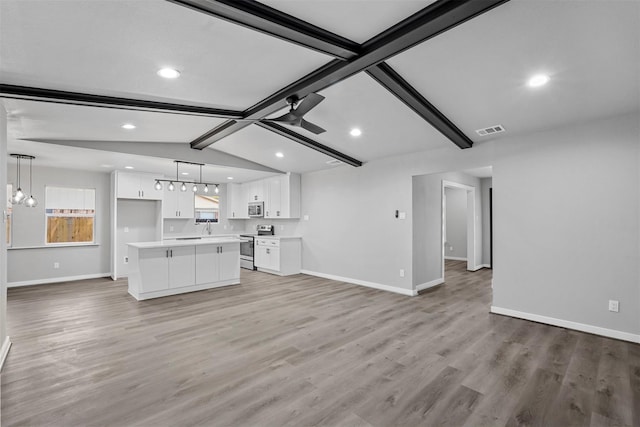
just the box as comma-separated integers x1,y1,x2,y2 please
254,236,302,240
129,236,240,249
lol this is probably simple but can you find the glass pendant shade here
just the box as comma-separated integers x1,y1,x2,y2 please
192,183,198,193
214,185,219,194
168,181,175,191
12,187,25,204
24,195,37,207
203,185,209,193
154,180,163,190
180,182,187,192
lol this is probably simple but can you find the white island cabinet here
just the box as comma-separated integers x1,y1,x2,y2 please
127,238,240,300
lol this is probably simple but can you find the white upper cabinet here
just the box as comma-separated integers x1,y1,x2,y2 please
162,187,195,219
116,171,162,200
244,180,265,203
264,173,300,219
227,183,248,219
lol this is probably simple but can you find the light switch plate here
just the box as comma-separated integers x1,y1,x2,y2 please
608,300,619,312
399,212,406,220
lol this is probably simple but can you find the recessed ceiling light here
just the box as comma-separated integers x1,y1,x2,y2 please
125,166,134,169
227,176,234,180
100,164,113,168
181,172,189,176
121,123,136,130
157,68,180,79
275,152,284,158
350,128,362,137
527,74,550,88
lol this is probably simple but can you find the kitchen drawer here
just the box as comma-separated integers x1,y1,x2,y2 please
256,238,279,247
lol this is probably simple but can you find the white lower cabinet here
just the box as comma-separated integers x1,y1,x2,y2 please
128,240,240,300
254,238,300,276
195,243,240,284
136,246,195,292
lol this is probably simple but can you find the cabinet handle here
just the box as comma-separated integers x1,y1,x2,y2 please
277,211,280,216
220,246,222,253
166,250,169,258
141,190,144,198
170,249,173,257
266,211,269,217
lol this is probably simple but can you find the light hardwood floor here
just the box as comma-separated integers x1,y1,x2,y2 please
2,261,639,426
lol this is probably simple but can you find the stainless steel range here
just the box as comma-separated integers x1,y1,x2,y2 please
239,224,274,270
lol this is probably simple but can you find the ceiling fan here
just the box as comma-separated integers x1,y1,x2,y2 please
265,93,326,134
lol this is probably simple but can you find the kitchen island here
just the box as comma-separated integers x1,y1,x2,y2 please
127,237,240,300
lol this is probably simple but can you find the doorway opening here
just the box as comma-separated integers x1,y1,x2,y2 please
442,181,476,277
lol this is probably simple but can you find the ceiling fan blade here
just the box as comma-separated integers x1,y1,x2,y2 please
270,112,298,124
300,118,326,135
293,93,325,117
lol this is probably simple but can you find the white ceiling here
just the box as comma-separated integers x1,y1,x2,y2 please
260,0,435,43
2,0,639,180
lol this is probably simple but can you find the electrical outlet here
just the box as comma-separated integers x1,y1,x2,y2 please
398,212,406,220
449,246,453,251
53,262,60,269
399,269,405,278
170,226,174,232
608,300,619,312
280,225,284,231
223,225,227,230
124,256,128,264
124,226,129,233
304,215,309,221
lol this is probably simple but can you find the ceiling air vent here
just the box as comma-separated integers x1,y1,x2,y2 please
326,159,343,166
475,125,505,136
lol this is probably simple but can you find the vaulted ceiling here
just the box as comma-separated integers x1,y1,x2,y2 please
1,0,638,182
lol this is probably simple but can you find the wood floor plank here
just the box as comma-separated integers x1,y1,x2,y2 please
2,260,638,427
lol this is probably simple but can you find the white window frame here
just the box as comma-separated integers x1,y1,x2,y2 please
45,186,96,246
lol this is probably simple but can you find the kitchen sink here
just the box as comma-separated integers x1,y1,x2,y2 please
176,237,202,240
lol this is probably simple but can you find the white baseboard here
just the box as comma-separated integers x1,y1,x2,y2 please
444,256,467,261
490,306,640,344
300,270,416,297
8,272,111,288
0,336,11,371
478,264,491,269
416,278,444,292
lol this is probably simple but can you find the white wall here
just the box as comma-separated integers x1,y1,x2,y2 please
491,114,639,337
445,187,467,259
1,105,9,365
480,178,492,266
6,165,111,285
300,112,639,338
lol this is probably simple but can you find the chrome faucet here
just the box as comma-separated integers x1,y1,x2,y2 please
202,219,212,235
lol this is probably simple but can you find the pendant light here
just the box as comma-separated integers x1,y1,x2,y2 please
11,155,25,204
154,160,220,196
24,156,38,207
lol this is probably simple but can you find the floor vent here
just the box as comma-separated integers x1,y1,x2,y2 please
475,125,505,136
326,159,343,166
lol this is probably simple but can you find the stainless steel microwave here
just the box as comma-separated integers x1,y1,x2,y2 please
248,201,263,218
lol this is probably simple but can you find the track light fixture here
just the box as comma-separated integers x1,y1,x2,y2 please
155,160,220,195
10,154,37,207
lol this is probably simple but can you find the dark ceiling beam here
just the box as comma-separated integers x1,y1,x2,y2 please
167,0,360,60
366,62,473,149
256,121,363,167
0,84,242,118
189,0,509,152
